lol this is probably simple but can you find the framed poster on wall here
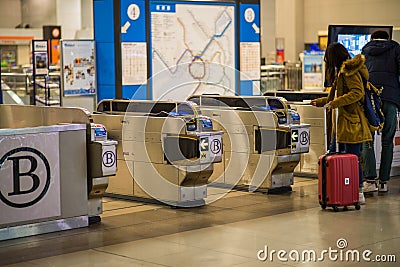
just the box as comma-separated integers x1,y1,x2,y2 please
302,51,324,90
32,40,49,75
61,40,96,96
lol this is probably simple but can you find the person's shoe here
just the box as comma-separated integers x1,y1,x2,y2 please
378,181,388,192
363,181,378,193
359,192,366,205
365,177,377,183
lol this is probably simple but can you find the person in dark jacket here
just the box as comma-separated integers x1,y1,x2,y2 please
362,30,400,192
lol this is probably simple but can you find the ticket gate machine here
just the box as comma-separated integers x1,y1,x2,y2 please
187,95,310,191
93,99,223,206
87,123,117,223
0,105,117,240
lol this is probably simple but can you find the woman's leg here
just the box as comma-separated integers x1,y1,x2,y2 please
339,143,363,188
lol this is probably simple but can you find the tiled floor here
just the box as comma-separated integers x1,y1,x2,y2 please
1,177,399,267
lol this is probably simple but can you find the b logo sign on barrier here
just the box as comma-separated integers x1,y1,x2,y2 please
101,145,117,176
300,131,309,146
103,151,116,167
0,147,51,208
210,139,221,154
0,131,61,225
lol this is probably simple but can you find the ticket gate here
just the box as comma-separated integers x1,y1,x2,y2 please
0,105,117,240
93,99,223,207
187,95,310,191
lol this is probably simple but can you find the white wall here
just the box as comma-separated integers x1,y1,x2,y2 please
0,28,42,38
18,45,30,65
394,28,400,43
5,0,400,64
270,0,400,62
75,0,93,39
0,28,41,65
81,0,93,29
56,0,81,39
260,0,275,62
0,0,22,28
21,0,57,27
17,0,83,39
275,0,304,63
304,0,400,43
294,0,304,60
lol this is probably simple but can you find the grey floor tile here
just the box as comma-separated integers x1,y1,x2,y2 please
231,260,297,267
3,263,37,267
5,249,168,267
1,177,399,267
148,246,251,267
95,238,191,261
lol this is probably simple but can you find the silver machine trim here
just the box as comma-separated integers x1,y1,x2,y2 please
0,216,88,241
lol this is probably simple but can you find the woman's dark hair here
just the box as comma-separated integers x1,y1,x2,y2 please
324,42,350,85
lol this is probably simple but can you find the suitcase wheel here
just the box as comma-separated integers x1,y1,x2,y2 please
355,203,361,210
320,204,326,210
343,206,348,211
332,206,339,212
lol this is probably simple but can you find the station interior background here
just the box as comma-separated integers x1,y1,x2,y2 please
1,1,400,267
1,0,400,65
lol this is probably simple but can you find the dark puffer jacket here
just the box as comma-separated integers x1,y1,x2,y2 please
362,39,400,108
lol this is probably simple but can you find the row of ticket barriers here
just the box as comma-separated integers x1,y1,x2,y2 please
0,95,310,240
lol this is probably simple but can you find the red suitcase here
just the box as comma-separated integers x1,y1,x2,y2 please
318,153,361,211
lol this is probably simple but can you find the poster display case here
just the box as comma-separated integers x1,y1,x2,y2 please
60,40,96,96
301,51,324,91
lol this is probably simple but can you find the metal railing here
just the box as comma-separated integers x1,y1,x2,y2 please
1,72,30,93
260,63,302,93
1,71,61,106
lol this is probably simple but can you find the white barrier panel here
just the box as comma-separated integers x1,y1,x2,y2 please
0,132,61,225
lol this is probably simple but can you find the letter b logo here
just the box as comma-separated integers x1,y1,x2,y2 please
103,151,116,167
7,155,40,196
0,147,51,208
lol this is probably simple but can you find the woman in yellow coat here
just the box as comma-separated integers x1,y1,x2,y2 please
311,42,372,203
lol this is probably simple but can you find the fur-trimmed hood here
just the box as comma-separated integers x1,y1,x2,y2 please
340,54,369,80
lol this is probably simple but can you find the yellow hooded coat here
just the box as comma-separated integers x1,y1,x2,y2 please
314,54,373,144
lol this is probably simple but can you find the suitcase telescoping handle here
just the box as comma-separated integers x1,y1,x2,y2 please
323,106,328,152
323,106,339,153
321,106,338,205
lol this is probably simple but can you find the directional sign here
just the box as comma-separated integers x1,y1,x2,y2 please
200,137,209,151
291,130,299,143
252,23,260,34
121,21,131,33
290,127,310,153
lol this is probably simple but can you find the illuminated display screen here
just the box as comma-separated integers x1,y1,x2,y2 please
337,34,371,57
328,25,393,56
